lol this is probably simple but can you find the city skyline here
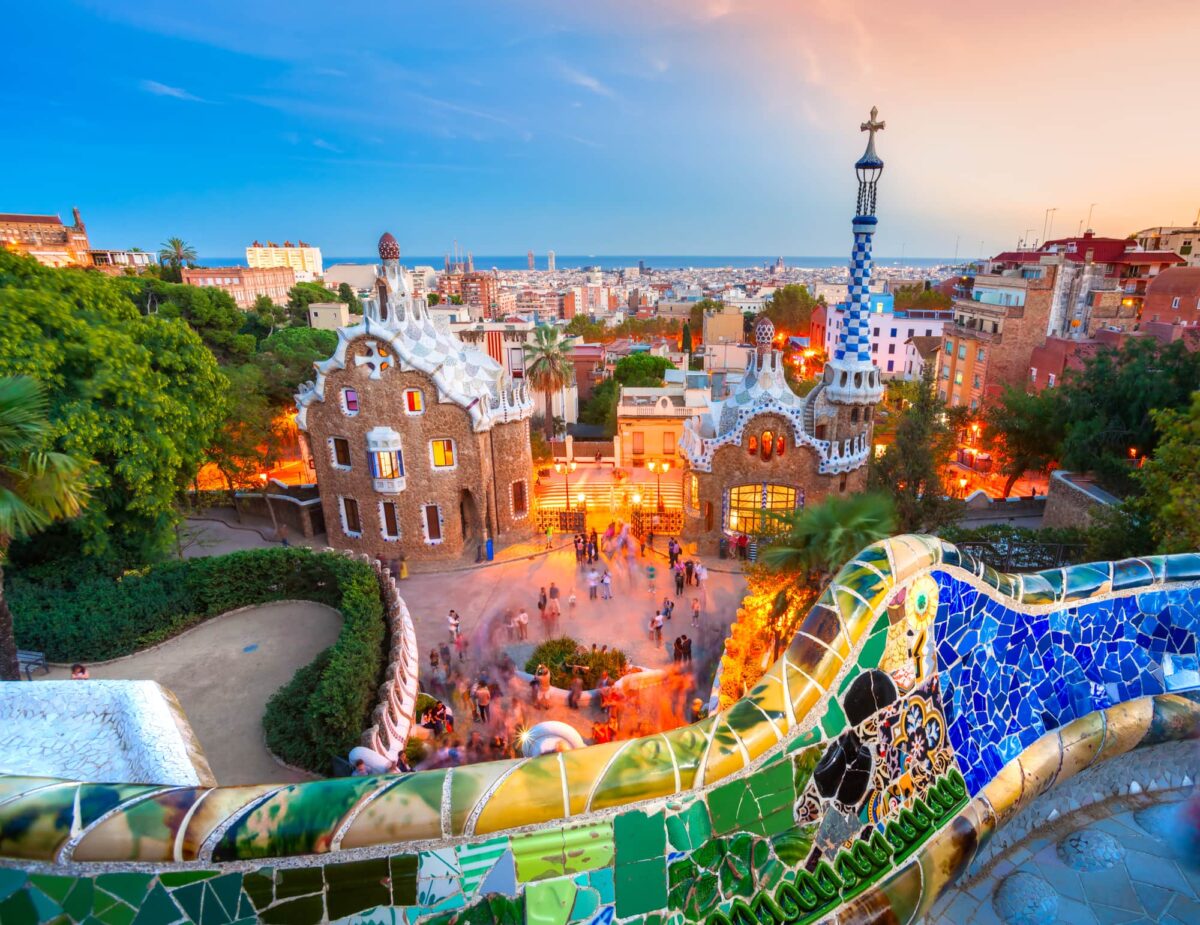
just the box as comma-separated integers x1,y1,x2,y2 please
5,0,1199,256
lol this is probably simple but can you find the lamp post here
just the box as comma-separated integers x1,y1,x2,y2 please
648,459,671,512
554,460,577,510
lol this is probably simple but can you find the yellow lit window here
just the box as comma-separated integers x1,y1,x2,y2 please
431,439,455,468
726,483,797,534
405,389,424,413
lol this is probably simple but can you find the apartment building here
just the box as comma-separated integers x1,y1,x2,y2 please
246,240,323,282
181,265,295,308
818,292,951,379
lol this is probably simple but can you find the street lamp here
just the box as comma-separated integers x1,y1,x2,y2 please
958,476,968,498
554,460,578,510
648,459,671,512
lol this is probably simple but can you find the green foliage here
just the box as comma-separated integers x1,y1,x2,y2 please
0,252,228,569
892,284,951,312
336,282,362,313
120,277,255,361
983,386,1064,497
287,281,339,326
203,363,285,496
564,314,682,344
689,299,724,333
427,293,441,306
529,428,553,464
524,636,627,689
9,547,386,772
613,352,674,386
939,522,1088,549
256,326,338,405
578,378,619,435
869,364,960,532
523,326,575,439
449,294,463,305
250,293,289,340
1134,392,1200,553
157,237,197,272
762,284,820,334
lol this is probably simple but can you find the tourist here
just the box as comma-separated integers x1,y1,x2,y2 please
516,607,530,640
598,669,612,689
647,563,657,596
587,568,599,600
351,758,369,776
535,663,552,707
681,635,693,665
466,731,486,762
589,529,599,561
429,648,440,671
685,559,696,586
691,598,701,627
545,525,553,549
662,596,675,620
691,698,709,722
537,586,548,618
592,720,614,744
388,752,412,774
574,534,584,565
674,563,685,596
448,609,461,640
567,671,584,709
647,529,655,551
454,631,469,662
549,581,560,604
544,596,561,636
601,570,613,600
672,636,683,664
439,641,453,665
651,611,664,644
567,588,577,616
473,681,492,724
668,538,678,567
70,663,89,680
504,610,516,641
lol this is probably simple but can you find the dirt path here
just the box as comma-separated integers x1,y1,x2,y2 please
44,601,342,785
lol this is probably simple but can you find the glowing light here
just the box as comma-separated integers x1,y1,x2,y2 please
632,493,642,505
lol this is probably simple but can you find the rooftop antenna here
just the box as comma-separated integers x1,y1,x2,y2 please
953,234,960,260
1086,202,1097,232
1042,207,1058,244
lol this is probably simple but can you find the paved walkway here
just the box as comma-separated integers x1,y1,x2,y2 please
929,790,1200,924
44,601,342,786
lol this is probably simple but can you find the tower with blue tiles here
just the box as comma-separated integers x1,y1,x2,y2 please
823,107,886,409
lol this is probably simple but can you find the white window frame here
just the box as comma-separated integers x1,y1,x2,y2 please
329,436,352,471
403,388,425,415
341,388,359,416
430,438,457,471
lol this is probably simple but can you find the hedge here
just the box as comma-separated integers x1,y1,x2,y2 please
8,547,387,774
525,636,628,689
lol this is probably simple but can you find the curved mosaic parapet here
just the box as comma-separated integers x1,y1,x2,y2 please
2,535,1199,925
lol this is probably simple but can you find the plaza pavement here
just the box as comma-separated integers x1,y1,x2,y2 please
44,601,341,786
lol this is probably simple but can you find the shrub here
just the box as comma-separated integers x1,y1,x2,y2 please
525,636,627,689
8,547,386,775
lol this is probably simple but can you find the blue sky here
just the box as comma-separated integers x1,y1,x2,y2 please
4,1,1198,257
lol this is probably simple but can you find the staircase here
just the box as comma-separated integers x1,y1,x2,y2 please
802,382,824,436
535,478,683,512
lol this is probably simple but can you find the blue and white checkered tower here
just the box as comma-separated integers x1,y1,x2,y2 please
824,107,886,406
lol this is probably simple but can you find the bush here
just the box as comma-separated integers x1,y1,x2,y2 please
525,636,627,689
8,547,386,774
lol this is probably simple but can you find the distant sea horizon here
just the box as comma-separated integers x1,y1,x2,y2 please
197,254,962,272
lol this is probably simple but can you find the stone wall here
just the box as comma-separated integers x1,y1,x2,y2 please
1043,469,1118,530
305,340,533,563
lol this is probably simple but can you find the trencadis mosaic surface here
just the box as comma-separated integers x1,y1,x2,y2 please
2,534,1199,924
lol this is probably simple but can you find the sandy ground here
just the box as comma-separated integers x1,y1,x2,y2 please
45,601,342,785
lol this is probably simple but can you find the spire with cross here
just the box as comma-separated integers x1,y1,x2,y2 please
854,105,885,218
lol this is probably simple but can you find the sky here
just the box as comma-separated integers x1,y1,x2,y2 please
4,0,1200,258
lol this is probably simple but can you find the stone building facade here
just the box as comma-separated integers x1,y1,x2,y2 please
679,110,887,552
0,208,91,267
296,232,535,563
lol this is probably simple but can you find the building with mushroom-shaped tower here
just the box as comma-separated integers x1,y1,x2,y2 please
678,110,886,552
295,232,536,563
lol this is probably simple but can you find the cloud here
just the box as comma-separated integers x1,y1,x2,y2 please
558,64,615,98
312,138,343,153
140,79,204,102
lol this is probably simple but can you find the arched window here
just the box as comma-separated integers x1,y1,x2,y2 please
747,435,758,455
760,429,774,460
776,435,786,456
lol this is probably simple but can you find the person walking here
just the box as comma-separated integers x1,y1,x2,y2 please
672,636,683,664
567,588,577,617
691,597,701,627
674,564,685,596
587,568,599,600
651,611,664,645
662,596,674,621
685,559,695,587
549,582,561,605
516,607,530,641
473,682,492,724
601,570,612,600
537,587,548,619
535,663,552,708
681,635,693,665
567,671,584,710
504,610,516,641
447,609,461,641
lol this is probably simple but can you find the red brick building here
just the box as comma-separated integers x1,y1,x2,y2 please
181,265,295,309
438,270,499,319
0,209,91,267
1142,267,1200,326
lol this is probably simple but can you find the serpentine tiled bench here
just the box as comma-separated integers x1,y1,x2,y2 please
2,534,1198,925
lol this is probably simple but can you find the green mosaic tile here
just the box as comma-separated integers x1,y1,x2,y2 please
786,726,823,752
95,898,137,925
130,883,181,925
159,871,218,888
389,854,418,905
259,893,324,925
325,857,390,921
708,759,792,837
169,882,204,923
614,860,667,918
666,800,711,854
856,628,887,672
239,869,273,912
27,876,71,905
274,866,324,903
570,880,600,922
524,877,576,925
95,875,152,908
562,820,614,874
820,698,847,738
0,867,25,903
613,809,665,865
62,880,94,921
204,873,245,923
837,664,861,695
0,888,39,925
512,828,566,883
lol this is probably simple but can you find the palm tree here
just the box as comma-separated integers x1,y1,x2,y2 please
158,237,198,270
0,377,90,680
758,491,896,657
523,326,575,441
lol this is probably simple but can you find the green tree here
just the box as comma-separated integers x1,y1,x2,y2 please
252,293,289,337
869,365,959,531
1135,392,1200,552
613,352,674,386
156,237,197,282
286,281,339,326
256,327,338,406
762,284,820,334
0,251,227,569
1057,338,1200,495
450,294,463,305
892,284,951,312
523,326,575,440
689,299,724,334
336,282,362,314
0,376,91,679
427,292,441,306
121,278,255,361
681,321,693,354
759,491,896,657
984,386,1065,498
578,378,619,435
